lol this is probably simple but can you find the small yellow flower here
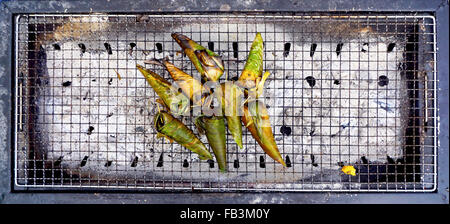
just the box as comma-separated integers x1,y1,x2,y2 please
341,165,357,176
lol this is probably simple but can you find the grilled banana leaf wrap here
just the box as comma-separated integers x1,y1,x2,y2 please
216,82,244,149
137,64,190,115
237,32,264,90
172,33,224,82
154,111,213,160
237,33,286,166
195,116,227,172
242,100,286,167
160,59,210,108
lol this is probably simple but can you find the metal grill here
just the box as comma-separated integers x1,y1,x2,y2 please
14,13,438,192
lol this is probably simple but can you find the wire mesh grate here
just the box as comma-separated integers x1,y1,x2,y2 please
14,13,437,192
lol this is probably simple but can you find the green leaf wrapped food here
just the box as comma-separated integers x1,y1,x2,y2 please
146,59,210,107
137,64,190,115
195,115,227,172
242,99,286,167
172,33,224,82
237,33,285,166
154,111,213,160
237,32,264,90
216,82,244,149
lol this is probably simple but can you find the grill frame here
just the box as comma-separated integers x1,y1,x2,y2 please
12,12,438,192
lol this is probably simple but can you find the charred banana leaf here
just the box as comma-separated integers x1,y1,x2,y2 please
235,33,284,165
195,116,227,172
172,33,224,82
242,100,285,166
160,59,210,107
137,64,190,115
216,82,244,149
154,111,213,160
237,32,264,89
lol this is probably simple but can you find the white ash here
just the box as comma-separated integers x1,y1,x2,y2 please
37,20,407,187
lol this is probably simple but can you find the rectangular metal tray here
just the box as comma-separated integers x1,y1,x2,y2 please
13,13,438,192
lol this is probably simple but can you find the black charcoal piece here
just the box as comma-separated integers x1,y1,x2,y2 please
334,80,340,85
82,91,89,101
280,125,292,136
361,43,368,52
335,42,344,56
311,154,318,167
378,75,389,86
155,43,163,53
53,43,61,50
361,156,368,164
259,156,266,168
62,81,72,87
387,156,395,164
80,156,89,167
104,43,113,54
207,159,214,168
87,126,94,135
233,159,240,168
183,159,189,168
131,156,139,167
54,156,63,166
108,78,113,85
387,43,396,52
310,43,317,57
78,43,86,53
341,122,350,129
232,42,238,58
285,155,292,167
208,42,214,51
129,42,136,49
157,153,164,167
105,161,113,167
305,76,316,87
283,42,291,57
